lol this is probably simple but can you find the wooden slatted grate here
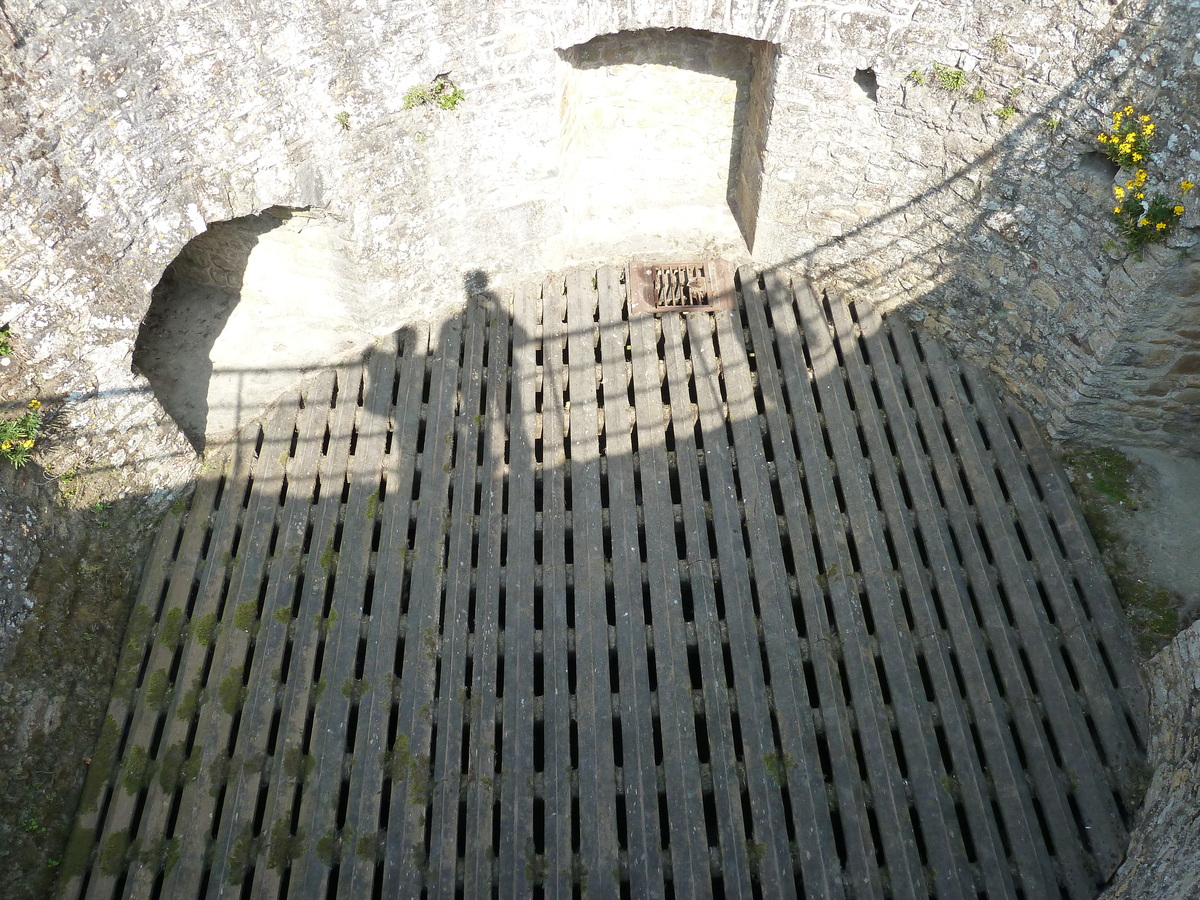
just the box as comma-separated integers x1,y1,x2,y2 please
62,266,1147,900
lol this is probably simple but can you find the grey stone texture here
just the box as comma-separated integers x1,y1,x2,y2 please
1,0,1198,484
1102,618,1200,900
1,0,1200,888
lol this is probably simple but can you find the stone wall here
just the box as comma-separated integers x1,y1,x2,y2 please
1,0,1198,492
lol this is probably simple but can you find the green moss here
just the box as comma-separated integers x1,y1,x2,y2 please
175,680,202,722
315,828,340,865
283,748,315,782
157,742,188,793
267,818,306,870
122,745,153,795
233,600,259,633
79,714,122,811
144,668,171,710
274,606,294,626
218,665,246,715
61,824,97,878
192,612,219,646
208,754,230,793
1064,446,1136,504
409,753,431,806
365,491,379,521
319,539,336,575
224,827,259,884
98,829,131,877
341,677,369,701
160,607,188,650
355,832,382,862
746,840,766,878
762,751,796,787
138,835,181,877
390,733,412,782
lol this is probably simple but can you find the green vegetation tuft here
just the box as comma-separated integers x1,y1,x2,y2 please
192,611,219,646
160,607,188,650
98,829,131,877
218,665,246,715
233,600,259,632
1063,446,1135,503
144,668,172,710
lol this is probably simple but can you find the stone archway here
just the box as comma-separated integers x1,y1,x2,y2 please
132,208,373,451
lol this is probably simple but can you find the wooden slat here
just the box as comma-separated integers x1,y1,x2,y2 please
886,321,1097,897
426,297,490,893
850,298,1056,898
564,268,620,898
680,309,797,896
461,298,512,897
739,271,881,899
658,309,755,897
773,276,927,897
66,265,1148,900
289,347,398,899
538,275,575,899
965,372,1140,783
627,282,712,896
918,334,1127,882
62,476,202,900
203,374,334,893
339,325,430,898
379,314,465,897
246,370,360,900
597,267,666,897
496,283,541,896
160,395,305,896
708,287,844,896
1001,400,1146,746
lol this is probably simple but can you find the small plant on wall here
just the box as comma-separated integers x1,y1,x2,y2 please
1,400,43,468
1099,105,1193,254
402,75,465,111
1098,106,1152,168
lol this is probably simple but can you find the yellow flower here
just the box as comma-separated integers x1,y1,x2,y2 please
1113,185,1126,198
1135,192,1145,199
1140,114,1151,122
1139,218,1150,226
1174,205,1185,216
1,441,11,451
1135,170,1148,186
1098,134,1108,143
1183,180,1195,193
1132,153,1143,161
22,439,34,449
1114,205,1123,213
1124,105,1134,114
28,399,40,410
1156,222,1167,230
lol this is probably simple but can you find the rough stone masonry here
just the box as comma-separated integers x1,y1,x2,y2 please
1,0,1199,894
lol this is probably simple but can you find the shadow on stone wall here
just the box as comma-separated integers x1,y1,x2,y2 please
132,208,374,453
756,0,1199,451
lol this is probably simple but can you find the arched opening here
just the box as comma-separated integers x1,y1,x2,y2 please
558,28,777,259
132,207,372,451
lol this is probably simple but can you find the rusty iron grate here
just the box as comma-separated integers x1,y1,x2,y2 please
629,259,735,314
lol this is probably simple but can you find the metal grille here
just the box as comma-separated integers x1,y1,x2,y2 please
629,259,735,314
63,266,1147,900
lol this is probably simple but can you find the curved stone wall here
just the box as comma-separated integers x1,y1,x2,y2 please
0,0,1197,476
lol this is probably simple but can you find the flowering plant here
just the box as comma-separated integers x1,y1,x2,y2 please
0,400,42,467
1099,105,1193,254
1098,106,1154,168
